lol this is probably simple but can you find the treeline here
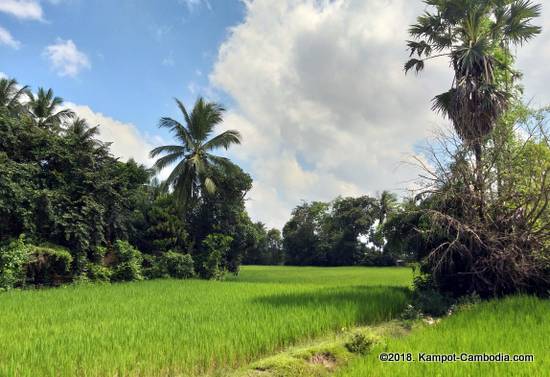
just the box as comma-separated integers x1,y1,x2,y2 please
0,78,281,289
282,193,405,267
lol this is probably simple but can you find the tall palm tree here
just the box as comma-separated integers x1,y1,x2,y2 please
405,0,541,215
27,88,75,130
150,97,242,207
0,78,30,113
377,191,398,225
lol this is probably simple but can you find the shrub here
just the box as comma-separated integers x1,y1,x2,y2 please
361,248,398,266
412,288,454,317
163,252,194,279
110,240,143,282
200,234,233,280
26,244,73,286
411,274,454,317
345,331,378,355
84,262,112,282
142,254,167,280
400,304,422,321
0,236,30,290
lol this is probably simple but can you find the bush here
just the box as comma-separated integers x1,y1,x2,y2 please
200,234,233,280
142,254,167,280
110,240,143,282
345,331,378,355
400,304,422,321
0,236,30,290
26,244,73,286
411,274,454,316
163,252,194,279
361,248,398,266
84,262,112,282
412,288,454,317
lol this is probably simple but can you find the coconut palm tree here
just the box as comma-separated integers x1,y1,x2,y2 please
0,77,30,113
150,97,242,208
405,0,541,215
27,88,75,130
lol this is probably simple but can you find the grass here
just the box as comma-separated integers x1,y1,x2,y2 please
0,266,412,377
336,296,550,377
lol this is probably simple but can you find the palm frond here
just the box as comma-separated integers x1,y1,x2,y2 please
158,117,195,150
405,58,425,74
203,130,242,151
152,151,186,172
189,97,225,143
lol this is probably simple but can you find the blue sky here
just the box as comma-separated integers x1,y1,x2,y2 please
1,1,549,228
1,0,244,138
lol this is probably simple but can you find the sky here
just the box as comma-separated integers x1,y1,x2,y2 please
1,0,549,229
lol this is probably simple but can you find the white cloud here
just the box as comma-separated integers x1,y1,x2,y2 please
210,0,550,230
210,0,454,229
0,25,20,49
0,72,7,79
180,0,211,12
65,103,158,166
516,5,550,107
43,39,91,77
0,0,43,20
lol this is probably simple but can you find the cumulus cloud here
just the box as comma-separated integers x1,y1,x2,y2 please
0,25,20,49
0,0,43,21
516,5,550,107
210,0,453,228
43,39,91,78
66,103,158,166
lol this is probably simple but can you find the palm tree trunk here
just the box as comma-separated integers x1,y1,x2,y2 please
474,142,485,220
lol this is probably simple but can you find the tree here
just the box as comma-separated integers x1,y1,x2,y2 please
0,78,29,114
326,196,378,265
27,88,75,130
150,97,242,208
406,0,542,217
377,191,397,225
283,202,330,266
266,229,284,265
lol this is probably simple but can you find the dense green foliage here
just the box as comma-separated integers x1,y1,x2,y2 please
337,296,549,377
282,193,403,267
0,78,262,285
0,266,411,376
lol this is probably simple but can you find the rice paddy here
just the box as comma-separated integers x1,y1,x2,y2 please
0,266,411,376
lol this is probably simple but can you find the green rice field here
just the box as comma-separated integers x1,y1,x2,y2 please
337,296,550,377
0,266,411,376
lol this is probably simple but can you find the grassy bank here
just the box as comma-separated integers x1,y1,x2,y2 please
0,266,411,376
337,296,549,377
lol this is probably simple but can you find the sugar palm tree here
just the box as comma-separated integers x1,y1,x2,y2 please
377,191,398,225
406,0,541,215
27,88,75,129
0,78,30,113
150,97,242,207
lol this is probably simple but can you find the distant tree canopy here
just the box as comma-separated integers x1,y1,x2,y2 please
281,193,403,267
